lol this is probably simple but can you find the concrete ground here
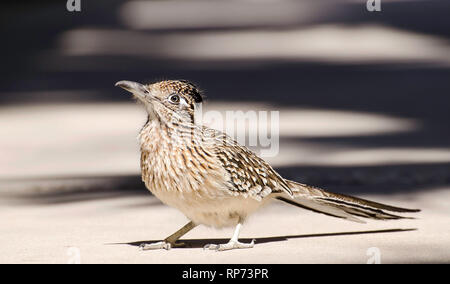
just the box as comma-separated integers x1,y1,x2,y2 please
0,103,448,264
1,182,448,264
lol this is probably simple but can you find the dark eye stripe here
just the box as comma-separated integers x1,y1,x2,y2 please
191,90,202,103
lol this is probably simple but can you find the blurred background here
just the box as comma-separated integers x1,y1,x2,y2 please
1,0,449,191
0,0,449,263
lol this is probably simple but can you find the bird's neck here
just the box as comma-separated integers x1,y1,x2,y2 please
139,117,202,152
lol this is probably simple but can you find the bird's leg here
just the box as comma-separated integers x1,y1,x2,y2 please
204,221,255,251
140,221,197,250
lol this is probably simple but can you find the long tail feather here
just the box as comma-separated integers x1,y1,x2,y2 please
276,180,420,223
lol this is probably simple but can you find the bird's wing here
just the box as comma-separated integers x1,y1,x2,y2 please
208,129,293,200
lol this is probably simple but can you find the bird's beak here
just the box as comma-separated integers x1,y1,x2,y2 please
115,80,150,101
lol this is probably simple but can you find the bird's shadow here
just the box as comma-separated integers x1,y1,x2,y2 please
112,228,417,249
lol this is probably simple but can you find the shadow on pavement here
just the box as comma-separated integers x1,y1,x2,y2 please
119,228,417,249
1,161,448,204
3,160,448,196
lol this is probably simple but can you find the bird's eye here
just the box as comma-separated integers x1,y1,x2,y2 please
168,94,180,104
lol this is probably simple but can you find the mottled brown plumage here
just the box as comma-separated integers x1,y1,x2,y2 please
115,79,420,251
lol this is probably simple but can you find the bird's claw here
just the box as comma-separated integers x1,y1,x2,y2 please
139,241,172,251
203,239,255,251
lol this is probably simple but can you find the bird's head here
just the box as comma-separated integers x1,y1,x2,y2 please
115,79,203,125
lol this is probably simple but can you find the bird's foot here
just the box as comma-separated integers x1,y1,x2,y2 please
139,241,172,250
203,239,255,251
139,241,187,250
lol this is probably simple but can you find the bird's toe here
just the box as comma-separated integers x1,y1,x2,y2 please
139,241,171,251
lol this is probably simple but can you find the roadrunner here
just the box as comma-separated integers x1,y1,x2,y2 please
115,79,420,251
